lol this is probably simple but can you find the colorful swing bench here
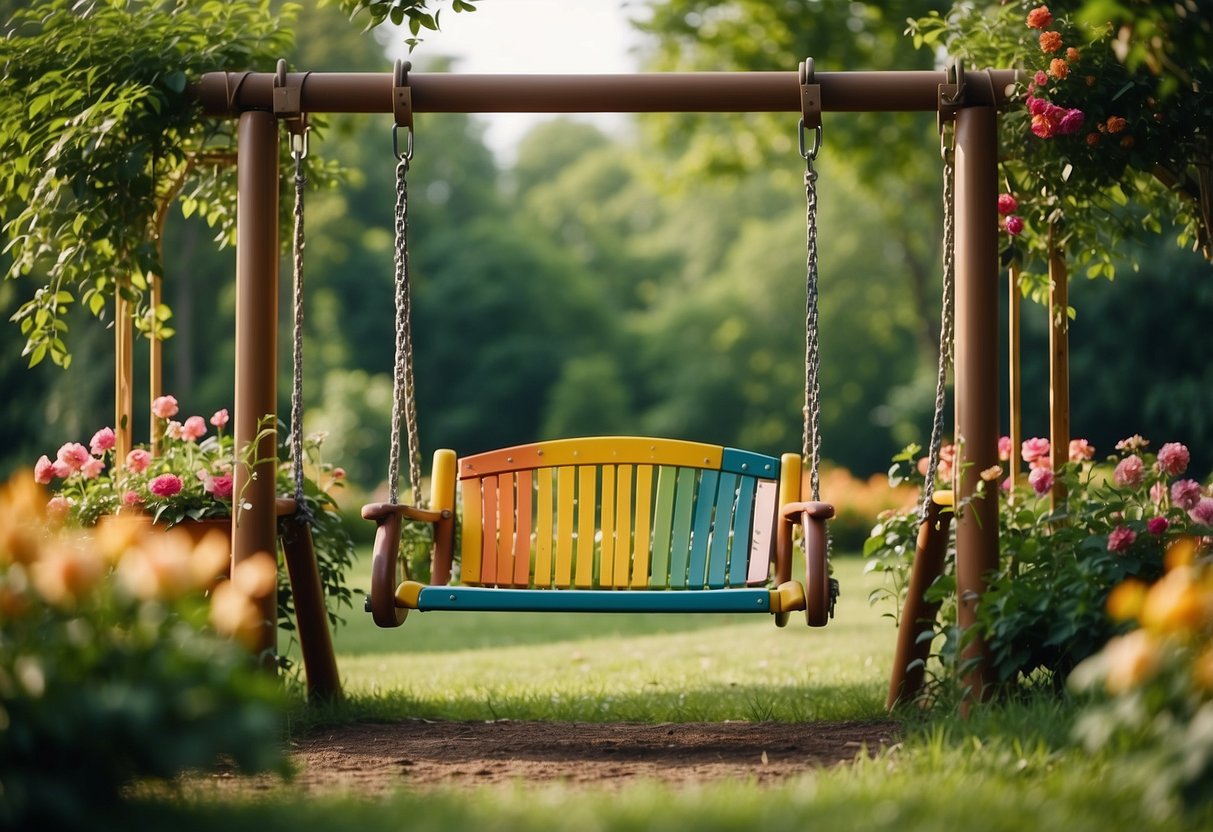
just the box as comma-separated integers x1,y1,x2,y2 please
365,436,835,628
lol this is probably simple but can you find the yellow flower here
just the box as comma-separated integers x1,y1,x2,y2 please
1107,579,1148,623
1165,536,1199,571
210,580,263,647
1140,567,1212,636
30,540,106,608
1103,630,1161,694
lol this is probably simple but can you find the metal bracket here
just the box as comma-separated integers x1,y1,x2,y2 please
393,58,413,129
274,59,311,157
799,57,821,130
937,58,965,149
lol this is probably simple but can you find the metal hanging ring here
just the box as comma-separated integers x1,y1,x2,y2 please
392,123,414,162
799,119,822,163
291,127,309,161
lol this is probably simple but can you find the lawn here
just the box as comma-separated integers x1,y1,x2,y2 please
117,557,1213,831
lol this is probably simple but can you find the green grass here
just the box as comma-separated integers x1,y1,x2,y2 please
116,556,1213,831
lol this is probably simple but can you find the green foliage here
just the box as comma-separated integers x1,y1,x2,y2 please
332,0,477,48
0,0,296,368
868,435,1213,698
0,479,286,827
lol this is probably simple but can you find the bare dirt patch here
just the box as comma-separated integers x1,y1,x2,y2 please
200,719,901,796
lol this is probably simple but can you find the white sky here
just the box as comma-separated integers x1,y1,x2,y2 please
397,0,648,162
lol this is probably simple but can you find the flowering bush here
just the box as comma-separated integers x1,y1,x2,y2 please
867,433,1213,696
0,474,286,826
1070,538,1213,813
32,395,357,651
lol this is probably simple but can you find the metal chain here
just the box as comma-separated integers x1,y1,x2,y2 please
386,154,424,507
802,153,823,502
919,138,957,523
289,142,311,516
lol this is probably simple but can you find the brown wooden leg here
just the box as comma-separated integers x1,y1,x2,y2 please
280,517,342,702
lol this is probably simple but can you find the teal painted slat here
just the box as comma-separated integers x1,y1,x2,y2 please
417,586,771,614
707,472,737,589
668,467,696,589
687,469,719,589
721,447,780,480
649,466,677,588
728,476,757,586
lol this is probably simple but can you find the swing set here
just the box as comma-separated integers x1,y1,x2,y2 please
195,60,1015,702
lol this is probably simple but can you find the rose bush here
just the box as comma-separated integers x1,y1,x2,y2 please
32,395,357,662
867,433,1213,696
0,475,287,826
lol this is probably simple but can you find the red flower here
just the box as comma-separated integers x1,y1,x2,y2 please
149,473,183,498
1026,6,1053,29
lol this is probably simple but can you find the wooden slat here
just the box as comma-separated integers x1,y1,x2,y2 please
707,472,738,589
460,477,483,585
481,475,499,586
534,467,554,588
497,472,516,586
612,465,633,588
418,585,773,614
460,436,724,478
720,447,780,479
648,466,676,588
668,467,696,589
513,469,533,588
599,465,616,587
729,476,756,586
555,466,575,588
688,469,719,589
631,464,654,588
575,465,597,588
747,478,777,585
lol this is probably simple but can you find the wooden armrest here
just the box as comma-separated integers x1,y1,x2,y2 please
361,502,449,523
780,501,835,521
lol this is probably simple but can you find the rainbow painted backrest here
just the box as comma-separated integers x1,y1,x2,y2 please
456,437,784,591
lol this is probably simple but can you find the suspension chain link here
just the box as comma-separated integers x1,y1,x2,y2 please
387,155,424,508
289,142,311,519
802,138,823,502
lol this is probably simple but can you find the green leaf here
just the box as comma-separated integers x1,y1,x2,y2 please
164,70,188,93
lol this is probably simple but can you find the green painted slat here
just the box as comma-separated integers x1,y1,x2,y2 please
688,469,718,589
729,476,757,587
417,586,772,613
668,467,696,589
649,466,676,588
707,472,737,589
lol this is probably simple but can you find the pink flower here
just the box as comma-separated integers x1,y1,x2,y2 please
1033,70,1048,87
1028,467,1054,495
165,421,183,441
1057,108,1085,135
34,454,56,485
149,473,183,498
1027,95,1051,117
56,442,90,472
1068,438,1095,462
209,475,234,500
1113,455,1144,488
997,194,1018,215
331,467,346,481
1146,517,1169,536
210,408,230,429
1021,437,1051,465
1107,525,1137,552
151,395,179,420
1189,497,1213,527
1150,482,1166,505
1027,6,1054,29
46,495,71,524
1116,434,1149,452
1155,442,1190,477
1172,480,1203,510
89,427,116,455
123,490,143,507
1004,216,1025,235
52,460,72,478
181,415,207,442
125,448,151,474
1031,113,1056,138
80,457,105,480
998,436,1013,461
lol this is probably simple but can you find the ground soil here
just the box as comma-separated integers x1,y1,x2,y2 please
200,719,901,795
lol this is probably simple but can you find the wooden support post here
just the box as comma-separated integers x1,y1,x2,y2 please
150,271,164,456
1008,262,1022,492
233,110,280,667
279,516,342,701
1048,232,1069,508
952,106,999,703
114,293,134,462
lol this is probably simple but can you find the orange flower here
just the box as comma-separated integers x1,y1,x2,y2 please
1194,645,1213,693
1106,116,1127,134
1086,133,1100,146
1103,630,1161,694
1120,135,1135,149
1026,6,1053,29
1048,58,1069,80
1140,567,1212,635
1066,47,1081,62
1107,579,1148,622
1039,31,1063,53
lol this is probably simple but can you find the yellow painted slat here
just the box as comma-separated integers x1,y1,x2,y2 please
599,465,616,587
575,465,597,588
630,464,653,587
555,466,575,587
534,467,554,588
460,437,724,477
460,477,483,585
497,472,516,586
612,464,633,588
513,469,533,588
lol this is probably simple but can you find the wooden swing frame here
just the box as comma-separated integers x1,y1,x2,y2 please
196,65,1015,702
